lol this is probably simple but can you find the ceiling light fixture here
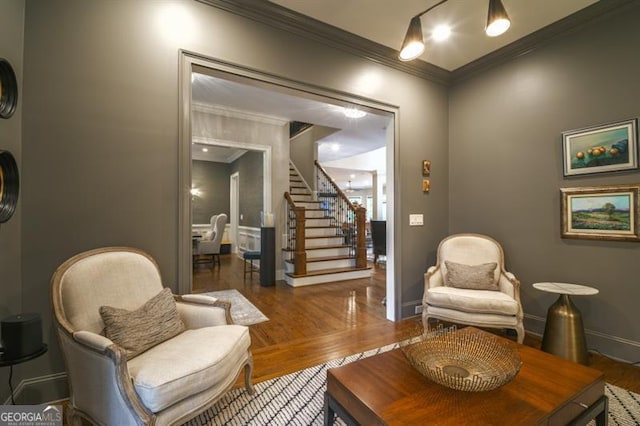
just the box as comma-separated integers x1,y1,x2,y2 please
399,0,511,61
343,106,366,119
345,180,355,193
486,0,511,37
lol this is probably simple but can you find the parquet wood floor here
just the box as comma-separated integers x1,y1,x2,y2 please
194,254,640,393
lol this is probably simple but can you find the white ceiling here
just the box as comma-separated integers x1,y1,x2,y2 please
268,0,598,71
191,1,598,188
191,72,391,188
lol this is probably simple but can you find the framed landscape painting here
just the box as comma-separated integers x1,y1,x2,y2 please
562,119,638,176
561,184,640,241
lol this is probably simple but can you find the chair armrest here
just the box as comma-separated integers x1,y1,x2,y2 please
498,271,520,299
73,330,114,351
424,266,444,288
58,329,152,425
196,240,221,254
175,295,232,327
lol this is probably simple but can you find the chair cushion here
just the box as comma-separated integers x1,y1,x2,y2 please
127,325,250,413
243,251,261,260
99,288,185,359
444,261,499,290
426,286,518,316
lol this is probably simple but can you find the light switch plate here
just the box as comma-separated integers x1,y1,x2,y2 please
409,214,423,226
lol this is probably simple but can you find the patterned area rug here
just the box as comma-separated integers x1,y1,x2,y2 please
184,343,640,426
201,289,268,326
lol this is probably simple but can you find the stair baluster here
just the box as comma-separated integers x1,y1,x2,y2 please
314,160,367,269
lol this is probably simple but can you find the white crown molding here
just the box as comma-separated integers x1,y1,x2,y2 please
192,101,289,126
225,148,248,163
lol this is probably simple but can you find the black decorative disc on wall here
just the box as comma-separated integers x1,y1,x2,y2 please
0,150,19,223
0,58,18,119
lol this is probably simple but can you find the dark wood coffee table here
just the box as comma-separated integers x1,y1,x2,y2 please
325,327,607,425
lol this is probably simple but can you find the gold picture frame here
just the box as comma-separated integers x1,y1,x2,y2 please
422,160,431,176
561,184,640,241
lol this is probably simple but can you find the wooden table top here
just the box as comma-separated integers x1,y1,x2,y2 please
326,327,604,425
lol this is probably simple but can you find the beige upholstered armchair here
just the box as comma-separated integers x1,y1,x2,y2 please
422,234,524,343
51,247,253,426
194,214,227,267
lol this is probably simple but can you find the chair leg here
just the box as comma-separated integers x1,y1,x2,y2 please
243,257,249,281
244,357,255,395
66,404,83,426
514,323,525,344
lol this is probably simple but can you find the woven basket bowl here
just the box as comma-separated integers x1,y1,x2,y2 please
402,329,522,392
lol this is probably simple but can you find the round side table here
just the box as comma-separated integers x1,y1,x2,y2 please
533,282,598,365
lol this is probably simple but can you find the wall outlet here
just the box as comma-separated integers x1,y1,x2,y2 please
414,305,423,315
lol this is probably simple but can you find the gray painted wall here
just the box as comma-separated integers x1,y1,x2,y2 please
231,150,263,228
191,108,288,266
192,153,263,227
290,124,338,187
192,160,231,224
0,0,24,404
449,4,640,361
19,0,449,400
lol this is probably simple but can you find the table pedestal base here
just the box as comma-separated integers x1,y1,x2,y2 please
542,294,589,365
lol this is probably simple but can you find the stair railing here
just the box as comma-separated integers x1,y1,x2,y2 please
284,192,306,275
314,160,366,268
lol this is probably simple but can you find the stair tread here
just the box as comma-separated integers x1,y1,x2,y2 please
285,255,354,264
282,244,350,252
286,266,371,278
305,235,344,239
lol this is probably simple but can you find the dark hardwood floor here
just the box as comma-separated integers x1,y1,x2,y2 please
194,253,640,393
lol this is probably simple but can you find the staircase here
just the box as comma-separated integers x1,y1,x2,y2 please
284,163,371,287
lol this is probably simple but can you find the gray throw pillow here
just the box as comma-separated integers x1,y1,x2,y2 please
444,260,499,290
100,287,185,359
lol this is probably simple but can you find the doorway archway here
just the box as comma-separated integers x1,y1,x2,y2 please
179,51,398,320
